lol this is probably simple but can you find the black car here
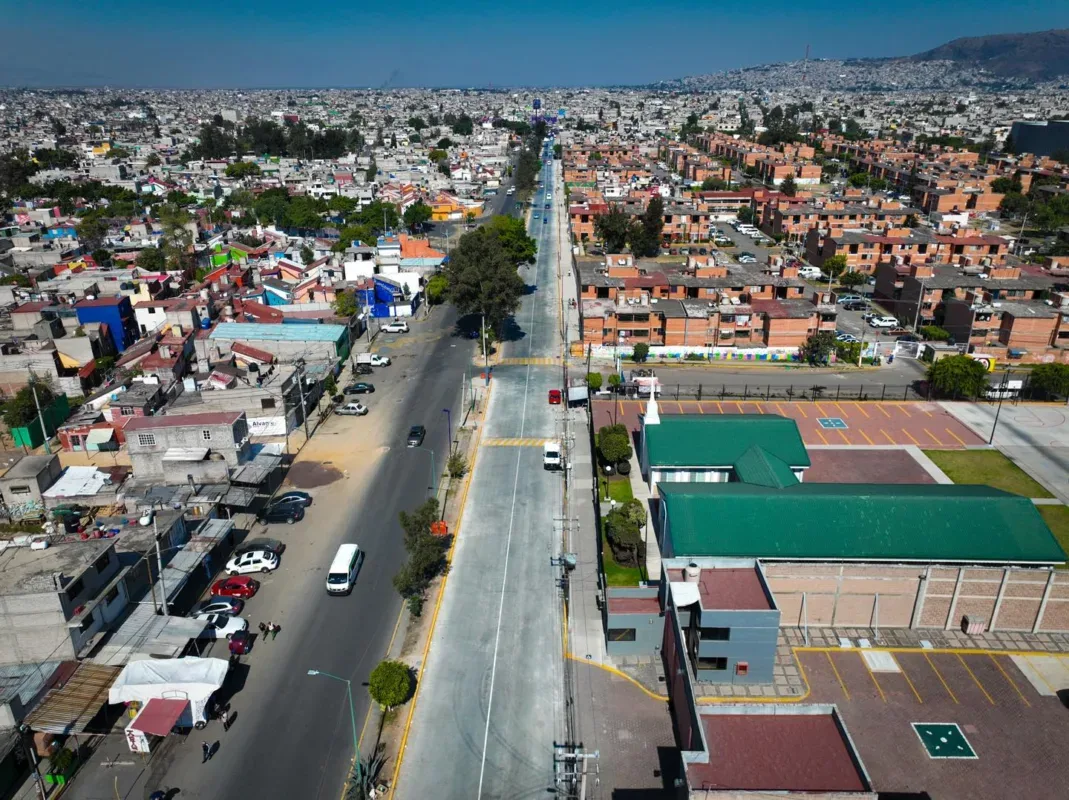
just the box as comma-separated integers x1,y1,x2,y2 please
355,364,373,375
407,425,426,448
842,301,869,312
257,505,304,525
344,382,375,395
271,491,312,508
236,537,287,556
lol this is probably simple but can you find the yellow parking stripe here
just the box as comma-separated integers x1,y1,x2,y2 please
989,654,1031,707
925,653,958,704
481,438,553,447
876,404,892,418
901,429,921,446
881,429,897,444
861,653,887,703
957,654,995,704
853,402,870,418
923,428,943,446
897,656,924,704
826,652,849,700
836,429,851,444
896,404,912,418
814,428,830,445
945,427,967,447
859,430,875,445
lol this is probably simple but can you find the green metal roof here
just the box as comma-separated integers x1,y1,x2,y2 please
644,415,810,469
660,482,1067,564
732,446,799,488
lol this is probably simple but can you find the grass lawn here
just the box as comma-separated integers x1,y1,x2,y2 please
1040,506,1069,569
601,523,645,586
923,449,1054,498
600,475,635,504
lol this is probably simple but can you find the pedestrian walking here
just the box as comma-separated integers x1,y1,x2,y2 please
201,741,210,763
271,622,280,640
222,709,231,732
258,621,267,638
264,621,272,641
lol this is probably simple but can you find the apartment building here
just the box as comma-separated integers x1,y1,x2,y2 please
809,227,1010,275
764,197,914,242
941,288,1069,363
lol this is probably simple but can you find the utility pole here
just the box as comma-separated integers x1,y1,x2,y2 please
153,510,168,616
912,279,926,332
29,380,51,455
297,362,312,440
481,314,490,386
989,369,1012,445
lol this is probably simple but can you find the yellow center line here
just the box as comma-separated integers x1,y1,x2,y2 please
862,653,887,702
877,404,892,418
901,429,921,446
923,428,943,446
814,428,830,445
796,404,808,418
896,404,912,418
881,429,897,445
957,654,995,704
896,656,924,704
989,654,1031,707
853,402,870,418
826,652,850,700
945,427,967,447
836,429,851,444
859,430,875,445
924,653,958,703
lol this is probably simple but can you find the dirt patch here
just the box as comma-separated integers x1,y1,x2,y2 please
285,460,344,488
806,448,935,484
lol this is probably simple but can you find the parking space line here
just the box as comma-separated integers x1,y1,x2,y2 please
836,429,851,444
617,400,624,417
861,653,887,702
774,402,787,416
880,429,897,444
814,428,830,445
896,656,924,704
923,428,943,446
833,402,848,417
853,402,870,418
920,406,934,417
755,403,765,414
924,653,958,703
796,404,807,418
896,404,912,417
815,402,829,417
735,401,744,413
989,654,1031,707
859,430,875,445
945,427,967,447
958,654,996,704
876,404,892,418
674,401,684,414
826,652,850,700
901,429,921,446
715,401,723,414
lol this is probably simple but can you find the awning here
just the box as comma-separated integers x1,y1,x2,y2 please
86,428,115,445
130,698,188,736
162,447,209,462
24,663,122,735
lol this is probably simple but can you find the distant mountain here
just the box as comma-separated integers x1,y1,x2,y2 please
911,28,1069,80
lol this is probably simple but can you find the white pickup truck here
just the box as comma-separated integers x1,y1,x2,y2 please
356,353,391,367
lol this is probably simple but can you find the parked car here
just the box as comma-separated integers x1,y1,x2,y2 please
356,353,390,367
698,248,708,255
236,537,286,557
228,629,253,655
344,382,375,395
868,316,899,329
354,364,374,376
841,301,869,312
225,550,280,575
407,425,426,447
257,505,304,524
335,402,369,417
193,613,248,641
896,333,921,343
738,253,757,264
211,576,260,599
548,389,562,405
270,492,312,509
836,294,864,304
382,321,409,333
191,597,244,617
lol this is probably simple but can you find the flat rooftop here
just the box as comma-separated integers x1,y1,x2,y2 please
666,566,772,611
607,595,660,614
688,711,869,793
0,539,113,595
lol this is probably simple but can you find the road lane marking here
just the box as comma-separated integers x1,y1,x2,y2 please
957,654,995,704
990,654,1031,706
945,427,968,447
481,438,553,447
827,652,850,700
925,654,958,703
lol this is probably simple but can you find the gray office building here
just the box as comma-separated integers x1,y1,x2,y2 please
1010,119,1069,158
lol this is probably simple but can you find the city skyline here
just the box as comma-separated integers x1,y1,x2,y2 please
1,0,1066,88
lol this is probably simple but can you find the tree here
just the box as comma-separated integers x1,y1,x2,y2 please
799,331,836,365
597,424,632,465
779,175,797,197
847,172,870,188
333,291,359,318
919,325,950,341
224,161,261,179
442,224,526,334
76,217,108,252
425,274,448,305
607,373,622,392
483,215,536,265
594,206,632,252
329,195,358,219
407,116,426,131
300,245,315,265
823,254,849,280
990,177,1021,194
1028,363,1069,398
367,660,413,711
3,378,55,430
700,177,727,191
145,153,162,167
926,355,988,398
365,160,377,183
632,342,650,363
428,149,448,163
447,452,468,478
393,498,449,614
403,201,432,233
835,340,861,364
586,372,603,391
999,192,1030,215
736,206,754,224
839,271,866,288
451,114,474,136
604,509,643,567
628,196,664,258
436,137,453,149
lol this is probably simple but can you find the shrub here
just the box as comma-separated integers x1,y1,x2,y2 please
616,459,631,476
447,452,468,479
604,510,643,567
586,372,603,391
368,660,414,710
919,325,950,341
597,424,632,465
631,342,650,363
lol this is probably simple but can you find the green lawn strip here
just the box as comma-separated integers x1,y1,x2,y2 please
923,449,1054,498
1039,505,1069,569
600,520,645,586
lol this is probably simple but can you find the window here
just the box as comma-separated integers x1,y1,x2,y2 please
700,627,731,641
607,628,637,642
104,586,120,605
66,579,84,601
261,398,276,410
697,656,728,671
93,551,111,574
8,485,31,495
120,406,134,416
137,433,156,447
201,429,212,441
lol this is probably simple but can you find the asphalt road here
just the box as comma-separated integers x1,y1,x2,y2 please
397,147,565,799
64,310,478,800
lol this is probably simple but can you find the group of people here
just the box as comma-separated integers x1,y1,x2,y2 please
258,621,281,640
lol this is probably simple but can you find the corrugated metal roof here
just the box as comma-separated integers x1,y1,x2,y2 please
209,321,346,343
24,662,122,734
645,415,810,469
732,446,798,488
660,482,1067,564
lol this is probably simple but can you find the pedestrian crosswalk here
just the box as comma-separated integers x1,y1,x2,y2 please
497,357,559,366
481,437,553,447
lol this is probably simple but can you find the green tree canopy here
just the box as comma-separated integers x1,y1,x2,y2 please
483,215,537,265
333,291,359,317
403,200,432,232
367,660,413,710
597,424,633,464
299,245,315,265
779,175,798,196
224,161,261,179
424,273,448,305
823,254,849,279
927,355,989,398
3,379,55,430
1028,363,1069,398
586,372,603,391
799,331,836,365
451,114,474,136
594,206,632,253
442,224,526,334
838,270,866,288
135,247,165,271
436,137,453,149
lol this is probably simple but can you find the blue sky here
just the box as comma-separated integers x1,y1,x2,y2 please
0,0,1065,87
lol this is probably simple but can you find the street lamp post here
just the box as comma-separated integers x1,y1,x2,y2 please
307,670,361,789
988,369,1012,445
414,447,436,497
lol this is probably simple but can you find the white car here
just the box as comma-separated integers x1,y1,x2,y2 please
225,550,280,575
193,613,248,640
335,402,369,416
381,321,409,333
868,316,899,329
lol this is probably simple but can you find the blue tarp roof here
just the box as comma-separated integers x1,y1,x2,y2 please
209,322,347,343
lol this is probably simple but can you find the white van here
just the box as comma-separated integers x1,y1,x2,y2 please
543,441,563,471
326,544,363,595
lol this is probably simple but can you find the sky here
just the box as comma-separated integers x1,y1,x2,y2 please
0,0,1066,88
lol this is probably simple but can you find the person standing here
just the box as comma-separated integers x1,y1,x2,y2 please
264,621,272,642
258,621,267,638
222,709,231,732
272,622,281,640
202,741,210,763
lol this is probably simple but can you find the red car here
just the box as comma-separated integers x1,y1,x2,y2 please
548,389,562,405
229,629,252,656
211,576,260,599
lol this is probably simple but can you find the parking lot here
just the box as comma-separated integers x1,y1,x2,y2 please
797,647,1069,799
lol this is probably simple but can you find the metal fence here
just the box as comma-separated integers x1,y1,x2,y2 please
621,381,1067,404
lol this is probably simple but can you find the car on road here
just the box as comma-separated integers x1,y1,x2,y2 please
193,613,248,641
381,320,409,333
506,187,515,195
868,316,899,329
841,301,869,311
344,382,375,395
257,504,304,524
357,353,390,367
226,550,280,575
270,491,312,509
737,252,758,264
548,389,562,405
354,363,373,376
544,203,551,209
407,425,426,448
547,192,553,200
533,212,540,218
835,333,859,343
543,217,549,224
211,576,260,599
236,537,286,557
335,402,369,417
228,629,253,655
896,333,922,342
836,294,864,304
191,597,245,617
